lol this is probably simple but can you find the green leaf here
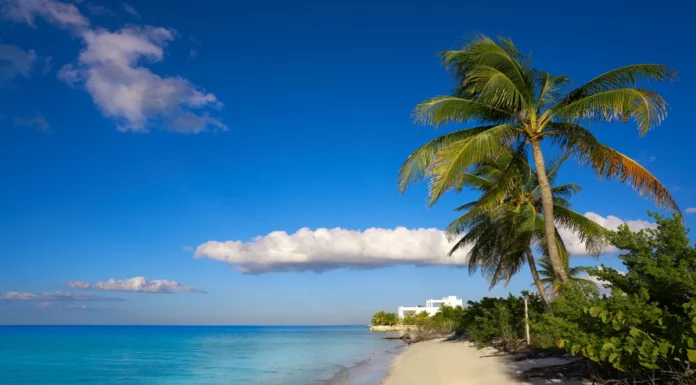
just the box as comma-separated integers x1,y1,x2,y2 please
629,328,641,338
640,361,660,370
608,353,619,363
688,349,696,363
601,342,615,351
589,307,602,317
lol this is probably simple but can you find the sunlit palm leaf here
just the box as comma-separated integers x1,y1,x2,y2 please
441,34,533,104
412,96,514,126
547,123,680,214
550,88,668,135
560,64,677,105
550,184,582,200
536,72,571,110
553,206,608,255
398,125,500,193
427,124,517,205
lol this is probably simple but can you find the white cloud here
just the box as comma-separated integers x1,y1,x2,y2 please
558,212,655,256
196,227,473,274
0,291,123,301
0,0,90,30
2,0,225,133
195,213,654,274
65,26,225,133
38,302,91,310
66,276,203,293
686,208,696,214
13,113,49,131
182,245,194,252
84,3,114,17
577,267,626,296
122,3,139,17
0,43,38,84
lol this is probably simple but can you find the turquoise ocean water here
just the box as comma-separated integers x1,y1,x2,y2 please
0,326,404,385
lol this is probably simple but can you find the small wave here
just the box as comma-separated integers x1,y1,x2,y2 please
321,345,405,385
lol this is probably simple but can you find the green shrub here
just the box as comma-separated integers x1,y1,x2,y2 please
401,305,467,339
458,292,544,351
371,311,399,326
535,214,696,383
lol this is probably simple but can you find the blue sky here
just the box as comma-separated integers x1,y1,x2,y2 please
0,0,693,325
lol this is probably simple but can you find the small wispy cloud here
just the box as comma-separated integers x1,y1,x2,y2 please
0,291,123,302
121,3,139,18
686,208,696,214
67,276,203,293
0,43,38,85
188,35,202,59
12,113,49,131
38,302,93,310
84,2,114,17
182,245,194,252
648,156,657,163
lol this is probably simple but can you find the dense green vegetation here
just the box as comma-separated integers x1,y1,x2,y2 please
457,293,545,351
535,214,696,383
370,311,399,326
451,215,696,383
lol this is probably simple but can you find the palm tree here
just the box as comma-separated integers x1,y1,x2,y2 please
446,151,606,313
535,258,591,297
398,34,679,283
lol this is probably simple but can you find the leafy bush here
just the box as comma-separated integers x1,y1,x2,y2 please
458,292,544,351
535,214,696,383
371,311,399,326
401,305,467,340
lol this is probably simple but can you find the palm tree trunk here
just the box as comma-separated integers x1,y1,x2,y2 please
530,138,569,283
526,248,553,315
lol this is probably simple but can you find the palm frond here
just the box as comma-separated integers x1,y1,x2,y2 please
535,72,571,110
550,88,668,135
544,152,571,184
455,173,493,192
550,183,582,200
559,64,677,106
462,65,529,111
553,206,608,255
546,123,680,214
398,125,501,193
427,124,517,205
441,34,534,105
413,96,515,127
460,145,528,213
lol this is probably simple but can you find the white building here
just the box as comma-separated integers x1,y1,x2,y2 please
397,296,463,318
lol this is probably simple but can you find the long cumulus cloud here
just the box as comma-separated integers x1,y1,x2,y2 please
0,0,225,133
194,212,655,274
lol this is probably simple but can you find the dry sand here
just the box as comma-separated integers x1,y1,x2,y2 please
380,339,588,385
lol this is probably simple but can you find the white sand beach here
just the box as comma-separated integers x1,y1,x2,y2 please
381,339,588,385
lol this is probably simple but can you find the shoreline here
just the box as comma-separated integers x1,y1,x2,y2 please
378,338,589,385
